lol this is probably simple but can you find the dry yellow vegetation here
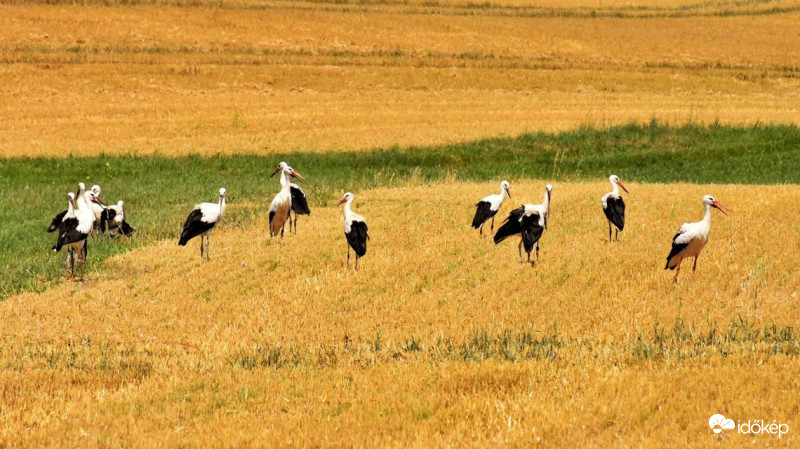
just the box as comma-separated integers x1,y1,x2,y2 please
2,1,800,156
2,181,799,447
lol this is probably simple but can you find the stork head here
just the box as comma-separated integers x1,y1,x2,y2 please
75,182,86,196
287,166,306,183
335,192,354,207
117,200,124,208
270,161,288,178
86,190,100,204
545,183,553,200
219,187,227,198
703,195,730,215
67,192,76,205
91,184,101,196
501,180,511,198
610,174,628,193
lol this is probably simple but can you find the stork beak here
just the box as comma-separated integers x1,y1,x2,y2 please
269,167,282,178
618,181,629,194
505,187,511,199
334,197,346,207
712,201,731,215
291,171,306,183
95,197,107,207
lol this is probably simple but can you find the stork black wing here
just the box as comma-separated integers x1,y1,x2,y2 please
472,201,496,228
178,209,215,246
290,186,311,215
493,206,525,244
520,212,545,253
346,220,369,257
664,231,688,270
47,210,67,233
53,218,86,252
603,197,626,231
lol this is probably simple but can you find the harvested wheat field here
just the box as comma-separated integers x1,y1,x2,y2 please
2,1,800,156
2,181,799,447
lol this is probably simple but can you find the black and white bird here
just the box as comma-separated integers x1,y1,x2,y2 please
472,180,511,235
335,192,369,269
47,182,86,232
601,174,629,242
178,188,227,260
493,184,552,264
52,190,96,281
272,162,311,234
102,200,135,238
665,195,730,282
268,163,306,245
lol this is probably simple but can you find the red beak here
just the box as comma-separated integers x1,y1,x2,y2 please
712,201,731,215
334,197,346,207
617,181,629,194
270,167,282,178
291,171,306,183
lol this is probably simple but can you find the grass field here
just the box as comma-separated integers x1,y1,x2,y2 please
2,180,800,447
2,1,800,156
3,0,800,446
3,123,799,298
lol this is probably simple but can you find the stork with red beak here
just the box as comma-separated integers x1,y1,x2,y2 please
665,195,731,282
335,192,369,269
601,174,629,242
268,163,306,245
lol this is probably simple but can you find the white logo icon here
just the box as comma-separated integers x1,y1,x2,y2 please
709,414,736,439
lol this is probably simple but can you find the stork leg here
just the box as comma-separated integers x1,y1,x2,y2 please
615,229,619,242
68,248,75,281
206,235,210,261
608,221,612,242
200,235,204,258
536,243,540,261
292,212,297,235
280,224,285,246
527,251,531,265
479,223,483,236
517,239,524,263
674,260,682,283
491,216,495,232
692,255,699,280
355,255,359,270
346,245,351,268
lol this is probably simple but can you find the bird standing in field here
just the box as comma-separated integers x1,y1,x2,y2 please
52,190,97,281
601,174,629,242
335,192,369,269
178,188,227,260
665,195,730,282
102,200,136,238
90,184,108,232
493,184,552,264
472,180,511,235
268,163,306,245
272,162,311,234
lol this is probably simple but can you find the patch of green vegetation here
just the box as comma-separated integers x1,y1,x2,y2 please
1,122,799,298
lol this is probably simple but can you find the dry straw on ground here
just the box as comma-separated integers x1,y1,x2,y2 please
2,1,800,156
2,181,799,447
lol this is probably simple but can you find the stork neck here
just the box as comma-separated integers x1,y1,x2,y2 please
541,190,550,212
609,181,620,197
343,197,354,217
702,203,712,224
219,194,227,217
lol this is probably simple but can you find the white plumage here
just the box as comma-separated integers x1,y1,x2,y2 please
664,194,730,281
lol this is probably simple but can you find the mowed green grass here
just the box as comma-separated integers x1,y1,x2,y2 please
1,122,799,297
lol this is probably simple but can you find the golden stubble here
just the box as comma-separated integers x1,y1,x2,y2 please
1,181,799,447
1,3,800,157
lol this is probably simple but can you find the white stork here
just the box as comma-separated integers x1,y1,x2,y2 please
472,180,511,235
493,184,552,264
52,190,97,281
90,184,108,231
102,200,135,238
178,188,227,260
335,192,369,269
665,195,730,282
272,162,311,234
268,163,306,245
601,174,629,241
48,182,89,232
